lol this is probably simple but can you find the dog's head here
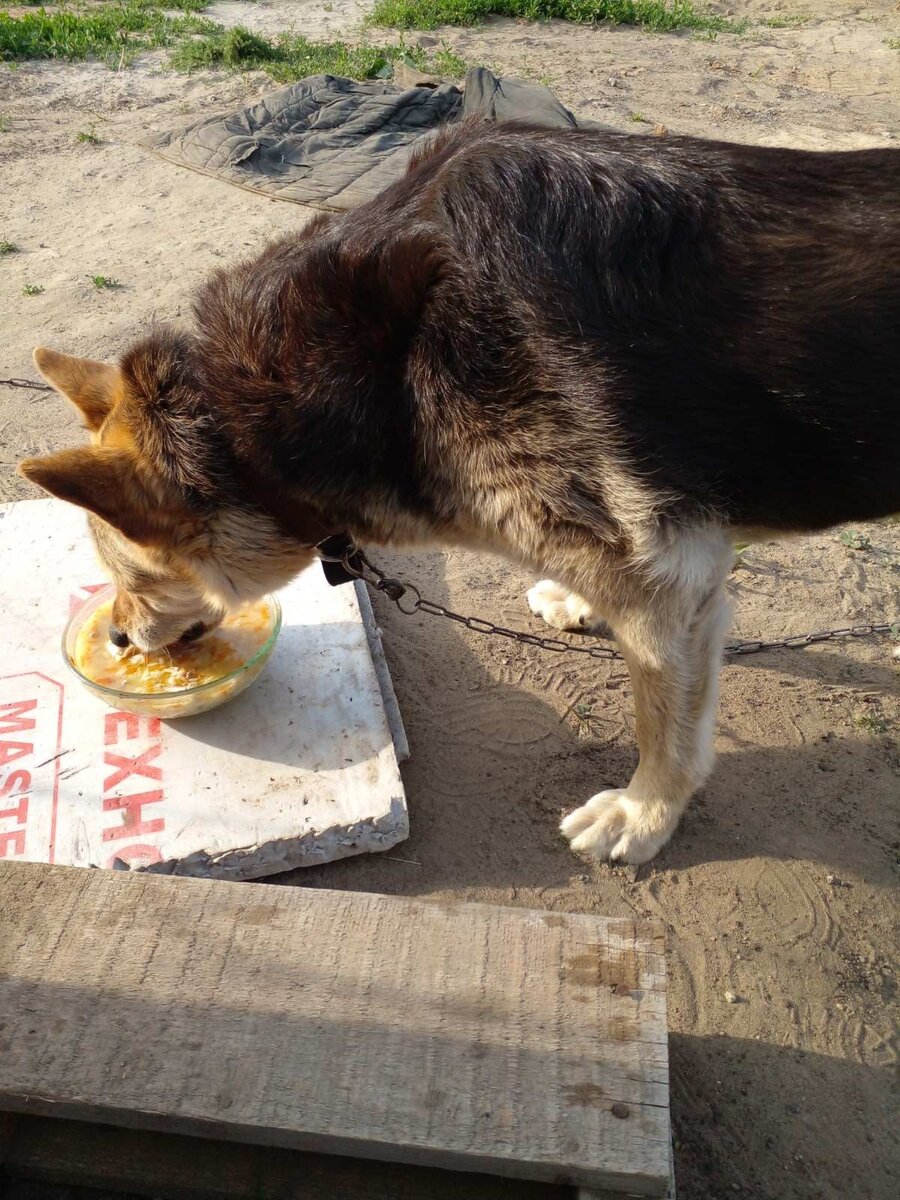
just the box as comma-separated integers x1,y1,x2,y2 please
19,337,316,650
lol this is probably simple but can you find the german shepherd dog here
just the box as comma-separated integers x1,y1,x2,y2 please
20,122,899,864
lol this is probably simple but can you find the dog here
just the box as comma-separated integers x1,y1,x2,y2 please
19,121,899,863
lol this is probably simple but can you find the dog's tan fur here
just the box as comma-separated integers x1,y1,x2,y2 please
21,350,316,650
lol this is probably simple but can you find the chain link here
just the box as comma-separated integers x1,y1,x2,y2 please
0,378,53,392
325,544,897,660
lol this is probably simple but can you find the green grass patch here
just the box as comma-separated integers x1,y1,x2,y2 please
0,4,467,82
76,127,101,143
840,529,871,551
14,0,212,9
135,0,212,11
0,4,218,67
431,45,468,75
22,282,44,295
563,699,612,739
170,24,465,81
761,12,806,28
0,240,18,254
369,0,742,34
853,711,890,736
88,273,120,289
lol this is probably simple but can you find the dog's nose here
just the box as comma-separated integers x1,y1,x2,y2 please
179,621,206,644
109,625,130,649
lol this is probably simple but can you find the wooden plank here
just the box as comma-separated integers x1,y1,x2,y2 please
578,1142,675,1199
0,862,670,1196
0,1113,17,1162
578,1136,675,1199
3,1116,565,1200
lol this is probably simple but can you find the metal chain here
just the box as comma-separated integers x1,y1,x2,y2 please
722,623,896,656
324,543,897,661
0,378,53,392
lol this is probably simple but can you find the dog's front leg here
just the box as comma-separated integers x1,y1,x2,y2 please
561,561,732,864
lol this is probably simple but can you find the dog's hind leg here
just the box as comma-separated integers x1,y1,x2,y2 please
560,540,733,863
526,579,610,634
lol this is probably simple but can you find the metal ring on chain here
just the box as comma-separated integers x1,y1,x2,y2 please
393,585,422,616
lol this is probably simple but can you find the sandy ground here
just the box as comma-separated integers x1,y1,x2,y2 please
1,2,898,1198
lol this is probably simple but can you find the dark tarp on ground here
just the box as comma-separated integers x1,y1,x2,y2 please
143,67,584,212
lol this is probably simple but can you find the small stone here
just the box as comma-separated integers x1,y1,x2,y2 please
724,990,740,1004
611,1102,630,1119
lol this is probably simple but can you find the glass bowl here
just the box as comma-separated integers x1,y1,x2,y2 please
62,585,282,719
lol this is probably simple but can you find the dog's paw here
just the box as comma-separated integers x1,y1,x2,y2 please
527,580,599,632
560,791,677,864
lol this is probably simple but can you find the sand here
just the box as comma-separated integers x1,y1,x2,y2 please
0,3,898,1197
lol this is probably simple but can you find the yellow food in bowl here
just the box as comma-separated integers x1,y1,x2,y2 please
74,600,273,691
65,592,280,718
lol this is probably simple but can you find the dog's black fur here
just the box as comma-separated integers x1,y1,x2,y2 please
194,121,900,538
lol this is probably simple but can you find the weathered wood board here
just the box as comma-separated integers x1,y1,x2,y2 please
579,1152,676,1200
0,1115,564,1200
0,498,408,879
0,862,671,1196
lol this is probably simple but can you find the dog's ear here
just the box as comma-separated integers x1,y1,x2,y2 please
18,447,166,545
33,347,121,432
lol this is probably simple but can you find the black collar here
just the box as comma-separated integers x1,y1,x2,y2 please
316,533,364,586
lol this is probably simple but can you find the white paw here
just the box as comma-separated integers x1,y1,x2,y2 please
527,580,598,632
560,791,677,864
